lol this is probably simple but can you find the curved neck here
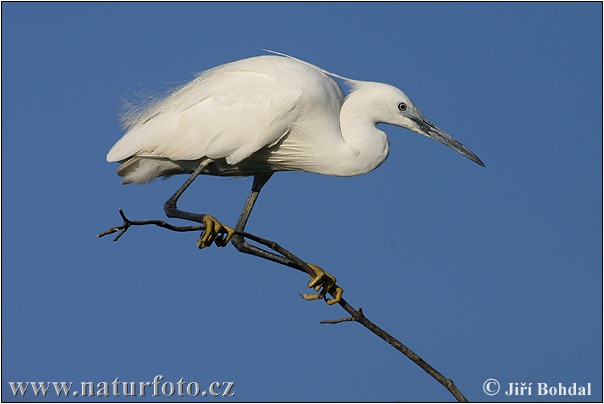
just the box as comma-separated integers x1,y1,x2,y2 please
331,92,389,176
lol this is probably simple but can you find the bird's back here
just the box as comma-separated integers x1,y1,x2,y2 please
107,55,345,183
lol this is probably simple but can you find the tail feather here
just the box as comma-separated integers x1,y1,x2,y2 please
116,156,198,184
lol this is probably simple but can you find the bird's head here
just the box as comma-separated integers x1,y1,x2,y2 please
352,81,485,167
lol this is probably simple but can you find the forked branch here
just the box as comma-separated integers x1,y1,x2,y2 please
99,209,468,402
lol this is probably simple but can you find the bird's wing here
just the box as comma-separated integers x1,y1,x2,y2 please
107,69,303,165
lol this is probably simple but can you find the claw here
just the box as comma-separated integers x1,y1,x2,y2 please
300,264,343,305
327,286,343,305
197,215,234,249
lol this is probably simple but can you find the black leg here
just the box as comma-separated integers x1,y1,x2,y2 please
234,174,272,231
231,174,297,267
164,158,233,248
164,159,209,223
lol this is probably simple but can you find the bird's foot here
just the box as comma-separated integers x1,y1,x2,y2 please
300,264,343,305
197,215,235,248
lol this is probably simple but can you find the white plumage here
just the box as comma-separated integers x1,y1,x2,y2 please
107,52,483,184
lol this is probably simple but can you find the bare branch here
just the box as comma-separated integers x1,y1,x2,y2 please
320,307,364,324
319,316,357,324
98,208,205,240
99,209,468,402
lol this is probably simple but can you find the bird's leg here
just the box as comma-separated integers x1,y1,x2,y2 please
300,264,343,305
164,158,234,249
235,174,272,231
231,174,297,266
230,175,344,304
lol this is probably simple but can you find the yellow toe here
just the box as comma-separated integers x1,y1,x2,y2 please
302,264,343,305
197,215,233,249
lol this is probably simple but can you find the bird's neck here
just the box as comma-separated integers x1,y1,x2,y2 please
335,93,390,176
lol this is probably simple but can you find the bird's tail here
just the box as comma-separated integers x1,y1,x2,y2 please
115,156,198,184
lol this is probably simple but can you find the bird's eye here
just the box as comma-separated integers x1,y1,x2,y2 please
398,102,407,111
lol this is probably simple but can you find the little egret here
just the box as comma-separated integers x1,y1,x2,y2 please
107,52,484,304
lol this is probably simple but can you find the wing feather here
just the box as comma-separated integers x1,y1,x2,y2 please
107,66,302,165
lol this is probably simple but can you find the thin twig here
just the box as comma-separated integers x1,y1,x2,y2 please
320,307,364,324
319,316,357,324
97,208,205,241
99,209,468,402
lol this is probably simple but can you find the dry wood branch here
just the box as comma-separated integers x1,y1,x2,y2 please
99,209,468,402
319,316,357,324
97,208,205,241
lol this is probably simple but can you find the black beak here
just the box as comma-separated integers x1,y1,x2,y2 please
413,118,485,167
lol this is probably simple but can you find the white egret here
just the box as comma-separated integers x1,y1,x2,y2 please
107,52,484,304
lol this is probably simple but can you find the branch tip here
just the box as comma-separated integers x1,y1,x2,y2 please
319,316,356,324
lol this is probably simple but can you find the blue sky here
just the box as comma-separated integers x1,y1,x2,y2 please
2,2,601,402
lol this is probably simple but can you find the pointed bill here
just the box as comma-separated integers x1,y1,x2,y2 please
413,118,485,167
